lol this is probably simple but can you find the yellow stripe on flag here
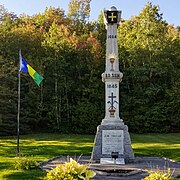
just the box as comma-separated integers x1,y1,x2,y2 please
27,64,36,79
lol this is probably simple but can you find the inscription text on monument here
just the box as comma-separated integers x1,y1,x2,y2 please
102,130,124,154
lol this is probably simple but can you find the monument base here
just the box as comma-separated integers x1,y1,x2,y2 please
91,122,134,163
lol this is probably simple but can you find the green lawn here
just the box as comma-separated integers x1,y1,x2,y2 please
0,133,179,179
131,133,180,161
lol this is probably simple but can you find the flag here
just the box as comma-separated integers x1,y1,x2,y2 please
20,57,44,86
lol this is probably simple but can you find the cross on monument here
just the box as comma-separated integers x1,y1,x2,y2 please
108,92,117,110
107,11,118,23
108,12,116,21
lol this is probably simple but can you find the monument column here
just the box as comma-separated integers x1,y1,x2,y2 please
91,6,134,163
101,6,123,124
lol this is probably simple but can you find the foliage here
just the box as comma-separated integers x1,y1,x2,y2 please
0,2,179,134
143,168,172,180
45,158,96,180
118,2,180,133
14,156,38,170
67,0,91,20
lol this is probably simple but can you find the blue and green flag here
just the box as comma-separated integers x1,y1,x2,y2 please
20,57,44,86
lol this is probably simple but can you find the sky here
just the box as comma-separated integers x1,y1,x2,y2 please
1,0,179,27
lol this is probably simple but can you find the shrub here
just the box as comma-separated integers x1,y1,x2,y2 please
143,168,172,180
45,158,96,180
14,156,38,170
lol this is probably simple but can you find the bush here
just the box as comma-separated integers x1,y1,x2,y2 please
14,156,38,170
45,158,96,180
143,168,172,180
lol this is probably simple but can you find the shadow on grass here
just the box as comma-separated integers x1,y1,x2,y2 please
0,162,11,170
134,148,180,161
131,133,180,145
19,144,93,158
18,134,94,142
3,169,45,180
0,143,93,158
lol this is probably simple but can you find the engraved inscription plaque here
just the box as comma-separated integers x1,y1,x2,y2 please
102,130,124,154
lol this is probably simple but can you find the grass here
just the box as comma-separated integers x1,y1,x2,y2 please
0,134,94,180
0,133,179,179
131,133,180,161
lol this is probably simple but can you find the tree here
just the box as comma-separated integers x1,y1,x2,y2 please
0,55,17,135
0,2,179,135
118,2,180,133
67,0,91,21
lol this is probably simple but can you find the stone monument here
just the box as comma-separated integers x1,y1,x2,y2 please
91,6,134,164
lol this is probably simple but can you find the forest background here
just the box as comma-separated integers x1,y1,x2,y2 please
0,1,179,135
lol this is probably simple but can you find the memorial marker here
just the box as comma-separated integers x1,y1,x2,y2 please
91,6,134,164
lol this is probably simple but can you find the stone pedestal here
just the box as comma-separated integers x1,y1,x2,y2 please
91,122,134,163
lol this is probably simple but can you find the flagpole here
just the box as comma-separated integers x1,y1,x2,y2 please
17,50,21,156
